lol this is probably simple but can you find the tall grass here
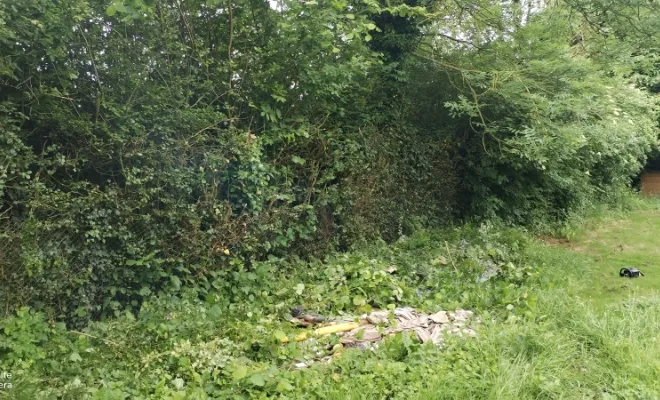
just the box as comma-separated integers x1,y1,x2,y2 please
312,289,660,399
298,237,660,400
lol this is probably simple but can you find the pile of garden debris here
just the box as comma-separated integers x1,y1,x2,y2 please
286,306,478,349
286,307,479,368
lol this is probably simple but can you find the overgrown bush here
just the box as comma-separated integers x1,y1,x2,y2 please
1,0,658,324
0,0,451,322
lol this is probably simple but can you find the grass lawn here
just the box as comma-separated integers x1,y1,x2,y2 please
544,199,660,309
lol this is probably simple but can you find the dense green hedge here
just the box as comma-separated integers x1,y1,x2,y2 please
1,0,658,323
0,0,456,323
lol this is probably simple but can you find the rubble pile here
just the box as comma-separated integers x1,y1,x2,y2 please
339,307,478,346
287,307,479,368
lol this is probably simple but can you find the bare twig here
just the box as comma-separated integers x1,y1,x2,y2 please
444,241,458,275
77,25,103,123
227,0,234,93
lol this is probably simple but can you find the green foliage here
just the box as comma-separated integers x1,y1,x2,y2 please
0,308,52,368
0,0,449,322
1,0,659,330
4,217,660,398
409,3,660,224
0,225,542,398
3,0,660,397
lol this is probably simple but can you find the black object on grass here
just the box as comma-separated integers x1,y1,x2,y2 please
619,267,644,278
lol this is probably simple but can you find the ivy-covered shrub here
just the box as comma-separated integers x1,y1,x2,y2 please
1,0,658,324
0,0,451,322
